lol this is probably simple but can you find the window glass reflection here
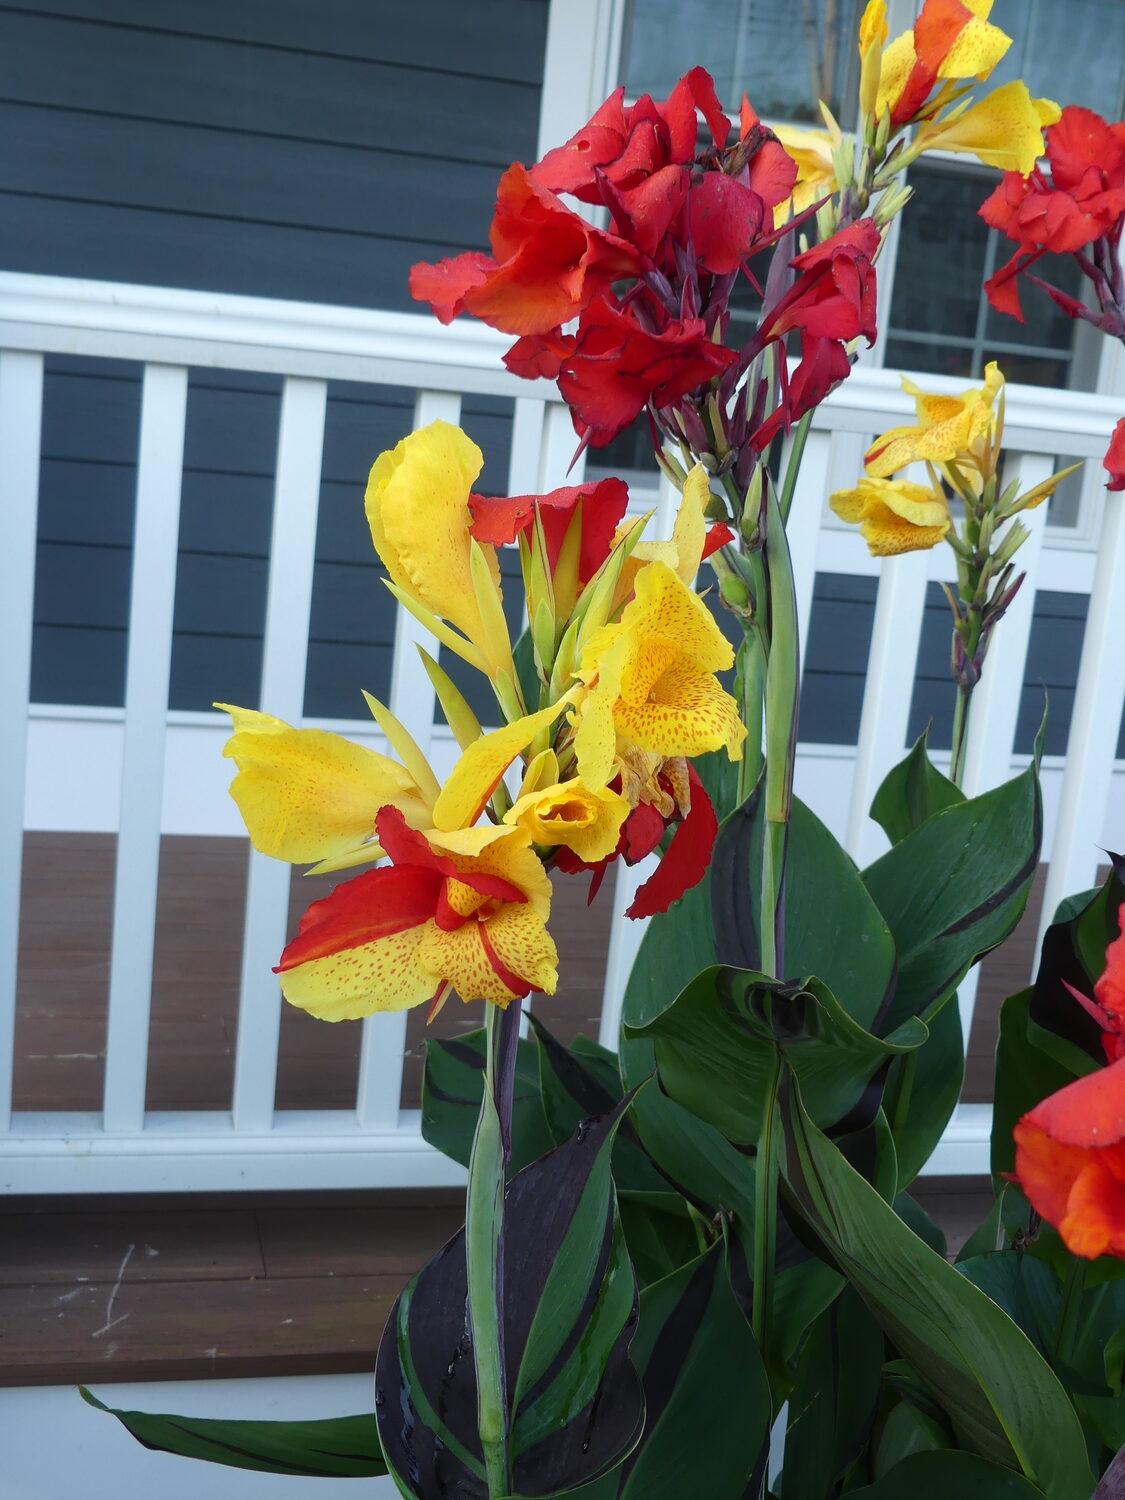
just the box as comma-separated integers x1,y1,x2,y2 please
620,0,863,124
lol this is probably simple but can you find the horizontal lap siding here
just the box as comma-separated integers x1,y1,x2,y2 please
3,0,547,713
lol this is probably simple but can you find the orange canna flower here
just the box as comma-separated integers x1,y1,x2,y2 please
1013,1059,1125,1258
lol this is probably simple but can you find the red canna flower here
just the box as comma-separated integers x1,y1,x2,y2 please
981,107,1125,322
532,67,731,205
555,297,738,447
1013,1059,1125,1258
467,477,630,584
409,163,641,336
758,219,880,345
1014,900,1125,1256
751,334,853,449
1105,417,1125,491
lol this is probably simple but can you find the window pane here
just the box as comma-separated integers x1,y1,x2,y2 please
620,0,863,125
989,0,1125,122
886,165,1082,387
887,168,991,343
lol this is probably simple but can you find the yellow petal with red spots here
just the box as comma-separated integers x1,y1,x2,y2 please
418,900,558,1007
830,477,951,556
913,83,1060,175
614,658,747,760
365,420,503,664
431,702,565,833
280,925,441,1021
217,704,431,865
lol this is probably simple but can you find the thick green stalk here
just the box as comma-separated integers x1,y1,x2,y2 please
465,1001,516,1498
777,411,814,526
761,476,801,977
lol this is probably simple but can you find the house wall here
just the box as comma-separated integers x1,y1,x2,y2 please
0,0,545,721
1,0,1120,754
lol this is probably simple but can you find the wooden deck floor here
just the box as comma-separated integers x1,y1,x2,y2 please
14,831,1047,1116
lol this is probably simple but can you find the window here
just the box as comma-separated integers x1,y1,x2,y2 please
620,0,865,127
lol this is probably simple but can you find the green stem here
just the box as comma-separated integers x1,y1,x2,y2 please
753,1050,782,1350
761,476,800,977
949,682,972,788
778,411,814,526
737,630,765,805
466,1002,515,1498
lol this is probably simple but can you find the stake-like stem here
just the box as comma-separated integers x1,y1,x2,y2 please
466,998,522,1498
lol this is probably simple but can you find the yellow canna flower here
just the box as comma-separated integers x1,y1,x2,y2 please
858,0,888,121
574,560,745,790
911,82,1060,176
618,463,713,600
217,704,435,868
365,420,513,679
771,123,840,227
865,362,1004,480
504,777,631,864
830,476,952,556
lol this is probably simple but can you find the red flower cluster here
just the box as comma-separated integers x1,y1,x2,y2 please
981,106,1125,333
411,69,878,460
1014,903,1125,1258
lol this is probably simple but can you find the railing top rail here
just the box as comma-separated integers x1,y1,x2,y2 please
1,272,1121,458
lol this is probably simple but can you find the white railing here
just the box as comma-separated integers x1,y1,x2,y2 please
1,271,1123,1191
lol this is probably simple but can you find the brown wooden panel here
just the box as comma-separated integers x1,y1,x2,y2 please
0,1209,263,1286
257,1204,462,1279
0,1274,401,1386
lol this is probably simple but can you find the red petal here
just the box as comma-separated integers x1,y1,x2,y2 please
687,175,766,273
1025,1055,1125,1148
1104,418,1125,491
503,331,576,380
622,801,666,863
409,252,495,324
627,768,717,918
277,862,441,970
701,521,735,559
376,807,526,905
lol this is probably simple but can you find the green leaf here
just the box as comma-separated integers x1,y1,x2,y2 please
849,1448,1049,1497
886,993,964,1186
991,989,1080,1179
627,966,925,1146
567,1243,772,1500
616,1191,704,1288
864,763,1041,1030
79,1389,386,1478
870,728,966,847
421,1027,554,1173
622,795,896,1036
782,1286,885,1497
956,1188,1006,1263
376,1100,644,1500
894,1191,948,1258
956,1251,1060,1359
781,1083,1093,1499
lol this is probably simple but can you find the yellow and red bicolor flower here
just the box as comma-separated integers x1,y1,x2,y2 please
277,808,557,1021
573,558,745,791
219,700,566,1017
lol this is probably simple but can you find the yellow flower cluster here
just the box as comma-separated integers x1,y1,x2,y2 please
219,422,743,1022
831,363,1078,556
